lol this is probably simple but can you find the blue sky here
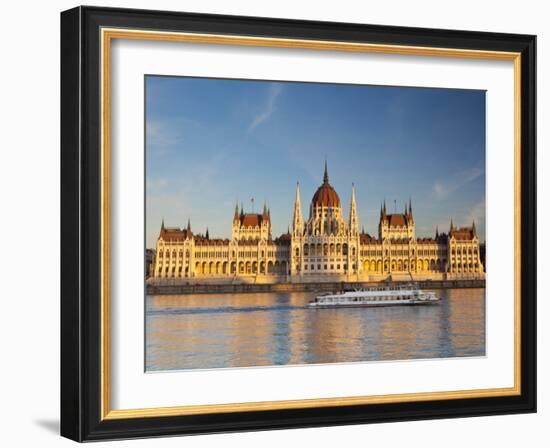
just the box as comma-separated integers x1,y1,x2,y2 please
146,76,485,248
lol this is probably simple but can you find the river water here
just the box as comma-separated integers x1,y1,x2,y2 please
145,288,485,371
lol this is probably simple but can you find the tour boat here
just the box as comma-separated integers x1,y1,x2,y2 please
308,284,440,308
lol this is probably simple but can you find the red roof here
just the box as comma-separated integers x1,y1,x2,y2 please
387,214,408,227
241,213,264,227
275,233,291,245
450,228,475,240
311,184,340,207
360,233,378,243
159,228,192,241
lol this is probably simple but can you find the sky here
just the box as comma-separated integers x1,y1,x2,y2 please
145,76,486,249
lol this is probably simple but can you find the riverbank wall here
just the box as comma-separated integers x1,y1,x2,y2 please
146,278,485,295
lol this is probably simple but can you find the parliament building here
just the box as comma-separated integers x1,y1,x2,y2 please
150,163,485,282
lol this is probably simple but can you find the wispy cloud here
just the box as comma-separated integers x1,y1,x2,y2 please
248,84,283,132
147,116,203,156
146,176,169,193
432,161,484,200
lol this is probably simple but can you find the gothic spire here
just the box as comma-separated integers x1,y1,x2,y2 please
205,227,209,240
450,218,454,232
292,182,303,236
323,159,329,185
161,217,165,230
435,226,439,238
348,183,359,235
472,220,477,236
234,202,239,221
187,218,191,231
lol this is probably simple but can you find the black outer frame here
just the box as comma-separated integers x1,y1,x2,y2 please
60,6,536,442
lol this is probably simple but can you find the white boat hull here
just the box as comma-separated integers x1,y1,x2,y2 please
308,297,440,308
308,285,441,308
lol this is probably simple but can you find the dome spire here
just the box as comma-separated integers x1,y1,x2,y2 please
311,160,341,209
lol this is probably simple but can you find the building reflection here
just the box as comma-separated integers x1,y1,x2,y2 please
146,288,486,371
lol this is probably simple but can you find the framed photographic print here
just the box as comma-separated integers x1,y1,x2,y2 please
60,6,536,442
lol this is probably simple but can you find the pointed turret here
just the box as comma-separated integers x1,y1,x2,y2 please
383,200,387,221
161,218,165,231
233,202,239,222
187,218,191,232
435,226,439,238
292,182,304,236
240,202,244,219
323,159,329,185
450,218,454,232
348,183,359,235
205,227,209,240
472,220,477,237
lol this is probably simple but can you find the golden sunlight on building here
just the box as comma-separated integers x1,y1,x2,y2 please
150,163,485,283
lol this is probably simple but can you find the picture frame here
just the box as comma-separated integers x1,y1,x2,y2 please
60,5,536,442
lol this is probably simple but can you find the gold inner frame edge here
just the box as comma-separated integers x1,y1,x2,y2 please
100,27,522,421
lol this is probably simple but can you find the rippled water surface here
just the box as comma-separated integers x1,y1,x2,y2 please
145,288,485,371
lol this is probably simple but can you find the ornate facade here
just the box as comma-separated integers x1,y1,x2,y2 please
151,163,485,282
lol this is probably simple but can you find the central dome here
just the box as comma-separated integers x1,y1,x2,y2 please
311,162,340,208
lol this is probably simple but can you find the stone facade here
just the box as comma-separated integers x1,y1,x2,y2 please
151,163,485,282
